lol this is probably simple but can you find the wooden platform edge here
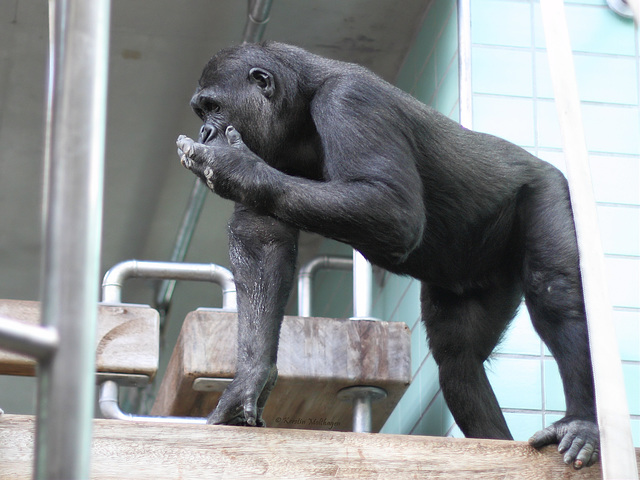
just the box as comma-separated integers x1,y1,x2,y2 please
2,415,637,479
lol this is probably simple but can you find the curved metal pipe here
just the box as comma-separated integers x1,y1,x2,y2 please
102,259,236,310
297,256,353,317
98,381,206,424
606,0,639,20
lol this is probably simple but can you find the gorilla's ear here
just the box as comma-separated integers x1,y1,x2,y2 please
249,68,275,99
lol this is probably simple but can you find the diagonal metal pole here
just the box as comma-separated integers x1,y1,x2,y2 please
35,0,111,478
154,0,273,326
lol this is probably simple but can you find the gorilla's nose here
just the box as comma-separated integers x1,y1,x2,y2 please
198,124,217,145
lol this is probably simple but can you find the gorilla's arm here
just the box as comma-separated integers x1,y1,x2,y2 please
177,119,426,427
207,205,297,427
177,125,425,264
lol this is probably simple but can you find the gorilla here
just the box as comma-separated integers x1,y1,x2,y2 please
176,42,598,468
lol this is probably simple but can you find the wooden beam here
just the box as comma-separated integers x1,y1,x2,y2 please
2,414,636,479
152,311,411,432
0,300,159,379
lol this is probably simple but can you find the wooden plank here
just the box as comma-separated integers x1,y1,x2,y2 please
2,414,636,479
0,300,159,379
152,310,411,432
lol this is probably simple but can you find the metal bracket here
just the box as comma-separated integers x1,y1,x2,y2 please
95,373,150,387
338,385,387,433
192,377,233,392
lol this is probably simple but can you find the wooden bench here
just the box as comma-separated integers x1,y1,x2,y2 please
151,309,411,432
0,299,159,382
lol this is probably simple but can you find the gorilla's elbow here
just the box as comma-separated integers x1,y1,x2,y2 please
382,206,425,263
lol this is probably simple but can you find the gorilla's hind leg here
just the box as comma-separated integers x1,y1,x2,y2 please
519,169,598,468
422,282,522,439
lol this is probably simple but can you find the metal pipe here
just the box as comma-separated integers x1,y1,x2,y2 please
337,386,387,433
99,381,207,424
297,255,353,317
352,394,373,433
242,0,274,44
154,0,274,326
103,259,236,310
0,315,58,360
606,0,639,22
539,1,637,477
35,0,111,478
352,251,377,320
457,0,473,129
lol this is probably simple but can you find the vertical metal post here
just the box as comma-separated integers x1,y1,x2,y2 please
36,0,111,478
457,0,473,129
352,394,373,433
352,251,376,320
242,0,274,44
338,386,387,433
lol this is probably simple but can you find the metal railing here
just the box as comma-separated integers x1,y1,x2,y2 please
98,259,236,424
0,0,111,478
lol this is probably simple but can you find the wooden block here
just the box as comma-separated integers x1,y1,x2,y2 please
152,310,411,432
1,414,635,479
0,300,159,379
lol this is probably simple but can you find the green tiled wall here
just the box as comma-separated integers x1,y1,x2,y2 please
313,0,639,446
382,0,460,437
469,0,640,445
312,0,459,437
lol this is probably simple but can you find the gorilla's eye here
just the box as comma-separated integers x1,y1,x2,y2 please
193,107,205,120
203,99,221,114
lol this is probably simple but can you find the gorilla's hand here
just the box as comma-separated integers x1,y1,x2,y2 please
207,364,278,427
529,416,599,469
177,126,260,204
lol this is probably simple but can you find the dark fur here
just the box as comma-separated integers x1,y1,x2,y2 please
177,42,599,468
